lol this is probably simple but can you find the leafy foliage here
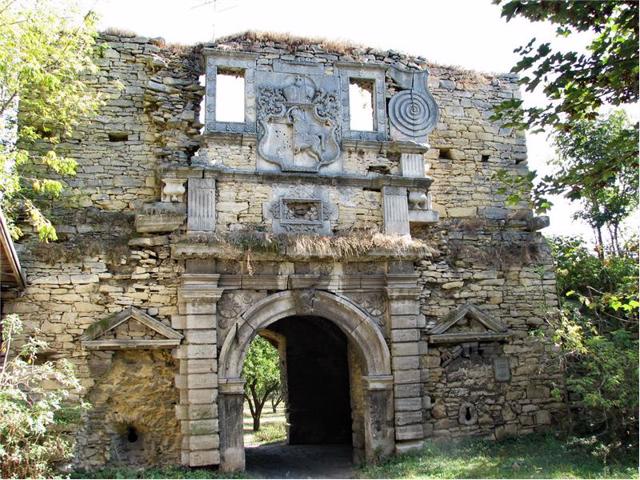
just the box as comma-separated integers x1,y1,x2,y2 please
242,335,281,431
0,314,87,478
544,111,638,256
492,0,639,132
493,110,638,253
0,0,101,241
549,237,638,457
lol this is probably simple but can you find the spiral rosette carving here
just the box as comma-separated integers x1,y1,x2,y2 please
388,90,437,140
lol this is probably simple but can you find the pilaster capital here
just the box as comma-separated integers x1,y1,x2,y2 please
385,286,420,301
179,274,224,303
219,377,245,394
362,374,394,391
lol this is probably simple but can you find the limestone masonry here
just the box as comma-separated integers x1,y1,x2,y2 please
2,32,564,471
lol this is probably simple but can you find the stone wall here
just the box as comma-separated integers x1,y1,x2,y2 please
1,31,563,471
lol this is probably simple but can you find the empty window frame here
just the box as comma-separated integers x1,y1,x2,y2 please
215,68,245,123
349,78,375,132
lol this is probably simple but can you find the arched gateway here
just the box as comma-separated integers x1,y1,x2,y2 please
217,290,394,471
6,31,559,473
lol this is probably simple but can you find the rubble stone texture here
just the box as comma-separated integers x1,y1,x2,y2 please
2,32,564,471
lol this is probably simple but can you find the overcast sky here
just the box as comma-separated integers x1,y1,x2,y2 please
84,0,638,242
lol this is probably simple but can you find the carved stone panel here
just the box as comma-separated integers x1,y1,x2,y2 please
256,71,341,173
187,178,216,232
388,67,438,145
493,356,511,382
348,292,387,333
264,185,337,235
217,291,266,339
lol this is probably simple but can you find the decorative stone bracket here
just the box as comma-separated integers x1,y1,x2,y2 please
425,303,509,345
383,152,438,235
80,307,183,350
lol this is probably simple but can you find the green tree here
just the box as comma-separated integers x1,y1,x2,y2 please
549,237,638,457
0,0,101,241
1,314,87,477
541,110,638,256
493,110,638,249
242,335,281,431
493,0,638,132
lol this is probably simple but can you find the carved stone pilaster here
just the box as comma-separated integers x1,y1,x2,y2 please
385,274,425,452
362,375,395,462
187,178,216,232
175,274,224,468
218,379,246,472
400,153,425,178
383,186,410,236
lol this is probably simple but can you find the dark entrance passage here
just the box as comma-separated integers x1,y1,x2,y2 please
268,315,352,445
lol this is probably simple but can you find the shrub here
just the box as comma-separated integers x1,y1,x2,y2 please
549,237,638,458
0,314,86,478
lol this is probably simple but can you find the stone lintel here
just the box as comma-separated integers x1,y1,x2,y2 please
161,164,433,190
362,374,394,391
82,339,180,350
426,332,510,344
202,48,259,60
172,241,430,262
180,273,221,290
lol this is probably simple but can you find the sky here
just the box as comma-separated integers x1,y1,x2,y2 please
82,0,638,242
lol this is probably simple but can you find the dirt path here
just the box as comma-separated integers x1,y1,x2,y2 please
245,444,355,479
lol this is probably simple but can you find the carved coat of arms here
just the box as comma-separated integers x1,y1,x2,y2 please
257,74,341,172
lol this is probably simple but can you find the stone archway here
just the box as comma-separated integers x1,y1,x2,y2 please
217,289,395,472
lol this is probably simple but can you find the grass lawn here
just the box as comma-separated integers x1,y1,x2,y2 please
242,403,287,447
358,434,639,479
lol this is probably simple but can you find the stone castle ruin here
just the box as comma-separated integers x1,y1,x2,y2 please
2,32,564,472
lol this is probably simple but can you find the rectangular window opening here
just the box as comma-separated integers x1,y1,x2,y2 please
349,78,375,132
215,68,245,123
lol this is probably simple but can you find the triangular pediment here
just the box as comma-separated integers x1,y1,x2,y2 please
426,303,509,345
81,307,183,350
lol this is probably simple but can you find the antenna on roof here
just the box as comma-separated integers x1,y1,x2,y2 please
191,0,237,42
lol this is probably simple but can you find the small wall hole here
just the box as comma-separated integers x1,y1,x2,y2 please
127,425,138,443
108,132,129,142
458,402,478,425
481,154,490,162
439,148,452,160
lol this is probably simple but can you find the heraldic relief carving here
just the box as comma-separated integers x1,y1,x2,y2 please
257,73,341,172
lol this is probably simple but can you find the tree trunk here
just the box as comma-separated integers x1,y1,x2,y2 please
595,226,605,260
253,405,262,431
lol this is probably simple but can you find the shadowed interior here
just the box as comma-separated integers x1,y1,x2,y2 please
268,315,352,445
